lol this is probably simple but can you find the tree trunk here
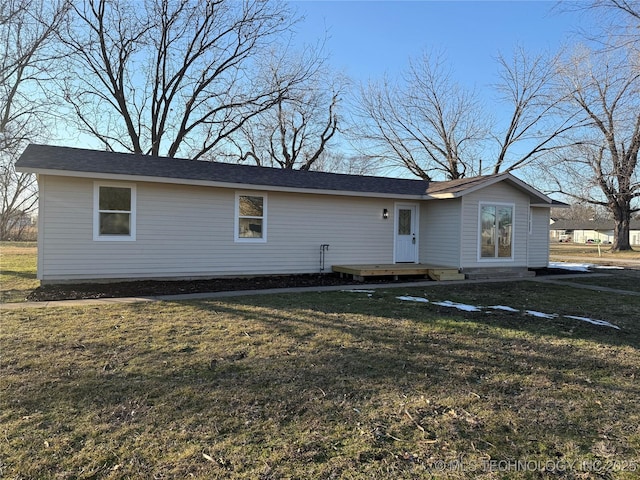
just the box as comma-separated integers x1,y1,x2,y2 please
611,205,633,251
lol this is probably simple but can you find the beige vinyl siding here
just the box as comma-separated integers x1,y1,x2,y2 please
460,182,531,268
528,207,550,268
38,175,395,282
418,199,461,268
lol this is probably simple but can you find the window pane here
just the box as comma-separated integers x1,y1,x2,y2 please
480,205,496,258
239,196,263,217
100,212,130,235
100,187,131,211
239,218,263,238
398,209,411,235
497,206,512,258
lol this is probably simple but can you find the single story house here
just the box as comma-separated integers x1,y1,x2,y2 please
17,144,560,284
550,219,640,245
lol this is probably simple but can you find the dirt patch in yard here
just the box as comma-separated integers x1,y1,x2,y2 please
25,273,420,302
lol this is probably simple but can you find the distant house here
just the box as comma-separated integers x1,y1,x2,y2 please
17,144,561,284
550,219,640,245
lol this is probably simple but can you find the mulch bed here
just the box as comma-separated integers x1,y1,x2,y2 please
25,268,581,302
26,273,406,302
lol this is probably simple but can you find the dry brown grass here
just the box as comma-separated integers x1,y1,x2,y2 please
550,243,640,259
0,241,38,303
1,279,639,479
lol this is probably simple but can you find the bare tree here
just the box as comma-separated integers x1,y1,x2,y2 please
232,51,346,171
312,152,380,176
550,46,639,251
351,48,580,181
59,0,314,160
0,0,69,240
237,90,339,170
0,168,37,239
598,0,640,19
352,51,486,181
571,1,640,53
551,202,611,221
491,46,586,174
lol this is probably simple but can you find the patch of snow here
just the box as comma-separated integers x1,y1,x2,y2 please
548,262,592,272
395,296,621,331
396,295,429,303
432,300,482,312
342,289,376,293
525,310,558,319
489,305,520,312
564,315,621,330
594,265,624,270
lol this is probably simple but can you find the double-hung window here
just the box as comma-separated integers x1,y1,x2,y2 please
479,203,513,259
94,183,136,241
235,193,267,242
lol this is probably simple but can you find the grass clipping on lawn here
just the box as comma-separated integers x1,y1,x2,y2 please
1,282,639,479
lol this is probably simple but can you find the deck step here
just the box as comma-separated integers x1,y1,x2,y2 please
428,271,466,281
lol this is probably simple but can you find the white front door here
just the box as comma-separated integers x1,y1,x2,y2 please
395,204,418,263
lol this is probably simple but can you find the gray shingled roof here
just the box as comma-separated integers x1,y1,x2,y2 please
17,144,432,196
16,144,551,201
424,174,502,195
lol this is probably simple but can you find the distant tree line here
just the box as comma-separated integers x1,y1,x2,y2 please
1,0,638,249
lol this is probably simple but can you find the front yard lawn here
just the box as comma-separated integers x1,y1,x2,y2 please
0,241,38,303
557,269,640,293
1,280,638,479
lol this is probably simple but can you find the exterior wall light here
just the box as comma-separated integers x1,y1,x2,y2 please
383,208,389,219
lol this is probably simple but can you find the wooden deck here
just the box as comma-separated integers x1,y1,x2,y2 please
332,263,465,281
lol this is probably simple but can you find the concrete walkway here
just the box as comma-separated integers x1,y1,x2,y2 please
1,273,636,310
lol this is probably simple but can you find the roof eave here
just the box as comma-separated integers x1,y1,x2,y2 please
531,202,560,208
480,174,554,204
426,173,554,204
20,167,428,200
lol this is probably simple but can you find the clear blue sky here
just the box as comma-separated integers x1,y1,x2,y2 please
287,0,597,182
291,1,591,89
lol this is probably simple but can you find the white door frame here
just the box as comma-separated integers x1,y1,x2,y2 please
394,203,419,263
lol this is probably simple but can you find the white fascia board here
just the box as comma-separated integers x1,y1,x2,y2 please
23,167,429,201
428,193,458,199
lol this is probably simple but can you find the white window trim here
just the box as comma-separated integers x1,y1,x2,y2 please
234,192,267,243
477,201,514,262
93,181,137,241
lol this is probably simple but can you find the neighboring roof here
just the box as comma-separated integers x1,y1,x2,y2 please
550,219,640,231
16,144,555,203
